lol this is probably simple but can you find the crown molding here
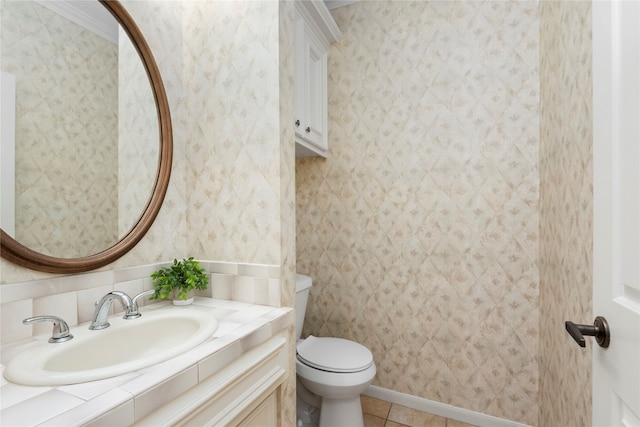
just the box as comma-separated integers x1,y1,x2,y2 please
34,0,118,44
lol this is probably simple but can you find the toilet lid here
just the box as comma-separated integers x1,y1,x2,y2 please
296,335,373,373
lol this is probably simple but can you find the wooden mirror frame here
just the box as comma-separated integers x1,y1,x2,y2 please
0,1,172,274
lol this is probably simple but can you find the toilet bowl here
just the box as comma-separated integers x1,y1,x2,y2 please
295,275,376,427
296,335,376,427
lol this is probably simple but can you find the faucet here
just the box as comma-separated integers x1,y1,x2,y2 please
90,291,133,330
89,290,155,330
23,315,73,343
124,289,155,319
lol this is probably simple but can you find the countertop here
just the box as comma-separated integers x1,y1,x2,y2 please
0,298,293,426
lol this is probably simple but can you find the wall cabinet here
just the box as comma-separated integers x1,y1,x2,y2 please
294,1,341,158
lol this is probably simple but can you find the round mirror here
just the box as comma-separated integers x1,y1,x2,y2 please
0,0,172,273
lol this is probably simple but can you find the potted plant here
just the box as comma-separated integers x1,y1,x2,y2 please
150,257,208,305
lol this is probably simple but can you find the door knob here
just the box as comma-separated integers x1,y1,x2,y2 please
565,316,610,348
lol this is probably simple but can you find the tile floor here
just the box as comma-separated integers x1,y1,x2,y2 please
361,396,478,427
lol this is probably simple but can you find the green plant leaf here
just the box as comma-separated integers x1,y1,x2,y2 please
150,257,209,301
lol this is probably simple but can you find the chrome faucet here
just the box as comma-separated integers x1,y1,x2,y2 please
89,290,155,330
23,315,73,343
90,291,133,330
124,289,155,319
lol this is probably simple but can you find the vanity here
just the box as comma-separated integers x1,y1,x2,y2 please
0,298,293,426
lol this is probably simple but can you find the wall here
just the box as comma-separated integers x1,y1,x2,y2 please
1,1,119,258
180,2,298,423
0,0,297,423
182,1,284,265
118,24,159,237
0,261,282,344
296,1,539,425
279,3,298,423
539,2,592,426
0,0,295,291
0,0,186,283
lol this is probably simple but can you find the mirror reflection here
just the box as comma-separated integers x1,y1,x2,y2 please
0,0,158,259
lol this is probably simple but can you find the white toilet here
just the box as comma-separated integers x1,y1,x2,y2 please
296,274,376,427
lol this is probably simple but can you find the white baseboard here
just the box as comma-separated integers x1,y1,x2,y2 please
364,385,532,427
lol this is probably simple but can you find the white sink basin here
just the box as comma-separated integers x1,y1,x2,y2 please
4,307,218,386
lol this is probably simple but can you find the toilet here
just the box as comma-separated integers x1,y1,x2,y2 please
295,274,376,427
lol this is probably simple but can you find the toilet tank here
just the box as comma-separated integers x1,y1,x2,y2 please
295,274,312,339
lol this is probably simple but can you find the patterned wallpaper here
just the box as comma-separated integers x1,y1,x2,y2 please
0,0,296,323
0,1,594,425
107,0,187,274
1,1,297,423
278,2,298,423
118,26,159,237
183,0,284,266
181,1,297,422
296,1,540,425
1,0,294,283
539,2,592,426
1,0,119,258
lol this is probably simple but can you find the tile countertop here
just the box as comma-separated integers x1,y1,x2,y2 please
0,298,294,427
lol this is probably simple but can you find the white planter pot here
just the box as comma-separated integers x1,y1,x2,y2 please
172,290,194,305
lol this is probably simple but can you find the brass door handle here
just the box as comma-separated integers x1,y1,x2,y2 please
565,316,610,348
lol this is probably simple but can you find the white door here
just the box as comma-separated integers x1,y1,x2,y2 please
593,0,640,425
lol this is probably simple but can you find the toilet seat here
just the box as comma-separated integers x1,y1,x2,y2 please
297,335,373,373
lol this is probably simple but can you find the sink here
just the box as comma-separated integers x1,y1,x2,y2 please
4,307,218,386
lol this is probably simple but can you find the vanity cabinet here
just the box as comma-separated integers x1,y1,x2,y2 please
235,391,277,427
0,299,294,427
134,336,288,427
294,1,341,158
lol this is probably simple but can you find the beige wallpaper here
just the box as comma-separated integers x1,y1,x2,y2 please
118,25,159,237
107,0,187,274
278,2,298,423
0,0,594,425
0,0,297,422
1,0,119,258
1,0,294,292
296,1,540,425
539,2,592,426
181,1,297,422
182,1,283,266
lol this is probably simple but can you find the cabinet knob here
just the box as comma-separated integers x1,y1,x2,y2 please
305,126,311,133
295,120,300,127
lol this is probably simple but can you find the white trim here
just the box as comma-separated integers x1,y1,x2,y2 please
1,71,16,237
296,0,341,47
324,1,359,10
592,0,640,424
364,385,533,427
34,0,118,44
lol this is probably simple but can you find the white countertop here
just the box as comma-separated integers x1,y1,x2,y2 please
0,298,293,426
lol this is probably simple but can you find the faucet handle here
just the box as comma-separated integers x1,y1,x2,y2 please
23,316,73,343
124,289,155,320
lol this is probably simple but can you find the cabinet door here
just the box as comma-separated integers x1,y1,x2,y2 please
295,19,307,139
295,19,328,152
236,392,277,427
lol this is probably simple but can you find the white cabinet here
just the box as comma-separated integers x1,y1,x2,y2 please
133,337,288,427
236,392,277,427
294,1,341,158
